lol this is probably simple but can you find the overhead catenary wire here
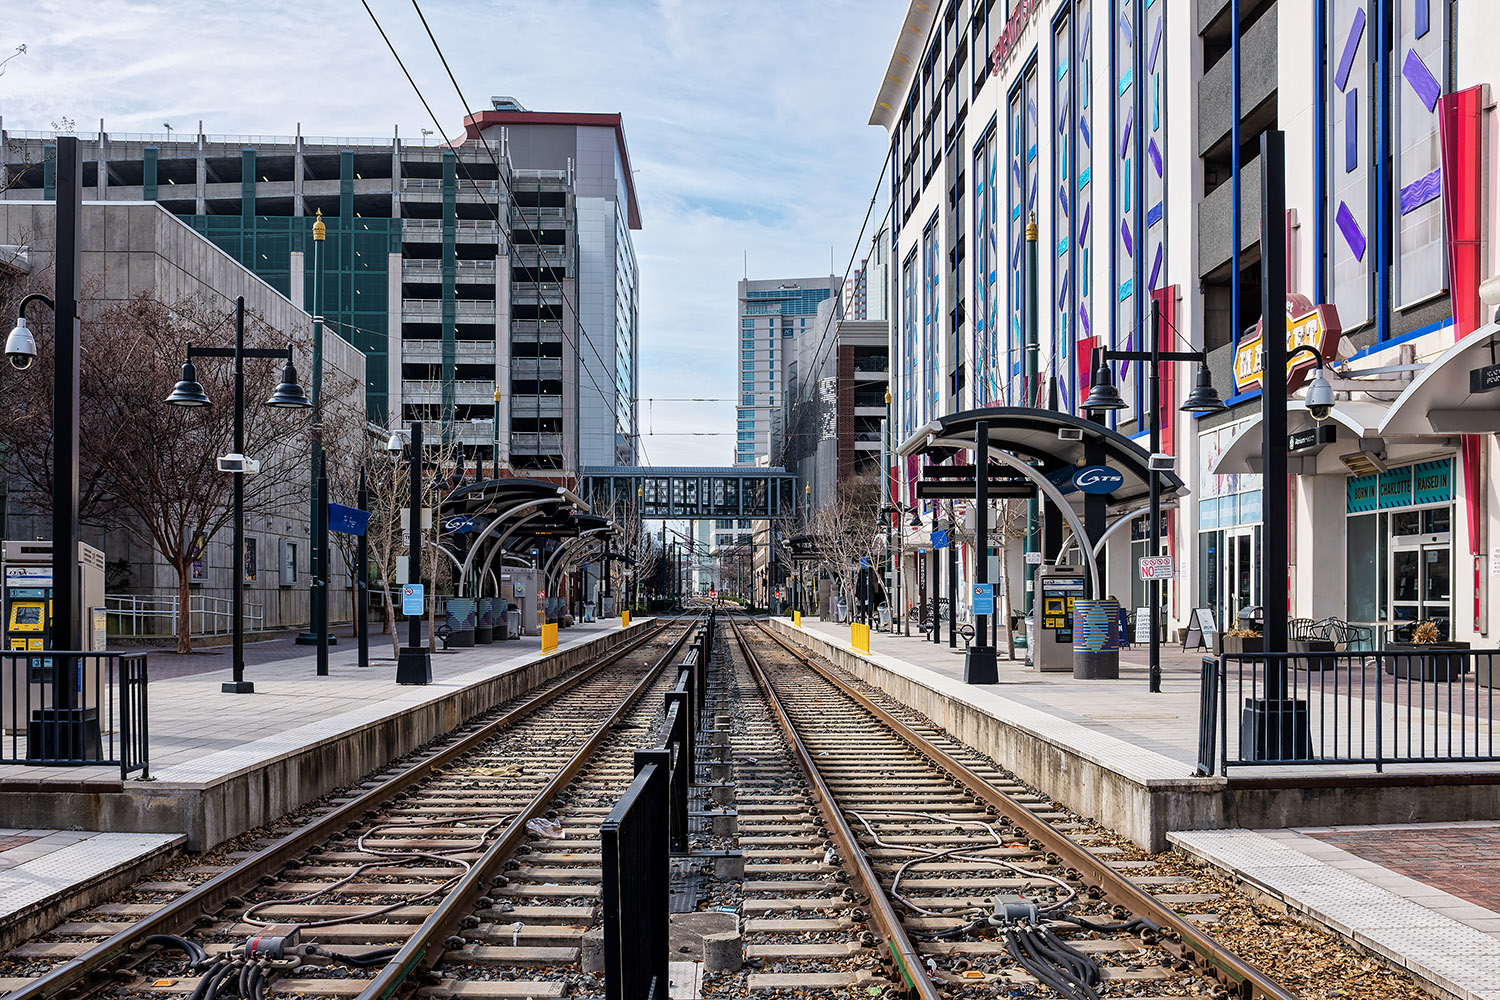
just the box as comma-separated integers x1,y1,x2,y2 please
357,0,637,460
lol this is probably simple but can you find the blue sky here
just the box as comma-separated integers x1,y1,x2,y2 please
0,0,902,467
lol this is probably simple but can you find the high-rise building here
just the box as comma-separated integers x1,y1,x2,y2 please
0,97,642,480
734,276,840,466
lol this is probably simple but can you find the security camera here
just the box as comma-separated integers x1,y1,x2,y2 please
5,317,37,370
1304,367,1336,422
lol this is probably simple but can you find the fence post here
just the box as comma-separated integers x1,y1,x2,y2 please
603,755,669,1000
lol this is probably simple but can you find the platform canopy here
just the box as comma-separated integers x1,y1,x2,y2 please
441,478,601,595
1379,322,1500,436
896,407,1185,511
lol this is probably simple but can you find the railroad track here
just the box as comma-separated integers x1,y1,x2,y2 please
727,617,1298,1000
0,617,701,1000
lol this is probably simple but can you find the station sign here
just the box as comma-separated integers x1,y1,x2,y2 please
930,529,950,550
329,503,370,536
443,515,476,534
1072,465,1124,495
1233,292,1343,394
917,464,1034,500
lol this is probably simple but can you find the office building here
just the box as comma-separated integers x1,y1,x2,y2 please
0,96,641,480
734,275,840,467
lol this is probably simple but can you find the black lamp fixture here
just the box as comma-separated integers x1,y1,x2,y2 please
1180,363,1228,413
266,355,312,409
165,359,212,407
1081,356,1127,411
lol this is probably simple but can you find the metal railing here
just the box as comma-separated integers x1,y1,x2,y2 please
1199,649,1500,774
106,593,263,638
1,650,149,779
599,616,711,999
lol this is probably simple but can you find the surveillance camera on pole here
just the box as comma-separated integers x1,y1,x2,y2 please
4,316,37,370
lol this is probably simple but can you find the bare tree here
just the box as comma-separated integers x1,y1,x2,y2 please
0,292,313,654
607,496,658,611
805,473,884,620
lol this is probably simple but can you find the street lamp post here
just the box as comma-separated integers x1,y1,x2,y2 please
1083,299,1227,693
356,466,370,669
165,295,313,693
389,421,433,685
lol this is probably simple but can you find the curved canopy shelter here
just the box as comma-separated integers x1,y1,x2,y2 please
897,407,1185,511
443,478,593,597
896,407,1187,598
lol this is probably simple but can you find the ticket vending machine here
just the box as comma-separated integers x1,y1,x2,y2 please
1,541,107,735
1033,566,1087,672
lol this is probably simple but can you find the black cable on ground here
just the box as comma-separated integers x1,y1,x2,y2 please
143,934,209,967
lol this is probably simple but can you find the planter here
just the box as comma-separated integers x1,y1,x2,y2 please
1291,638,1338,671
1384,642,1471,681
1223,635,1264,655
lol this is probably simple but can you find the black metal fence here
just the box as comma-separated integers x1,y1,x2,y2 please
601,757,668,1000
1,650,149,779
1199,649,1500,774
600,616,712,998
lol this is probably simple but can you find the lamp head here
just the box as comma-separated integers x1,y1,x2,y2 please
266,357,312,408
5,316,37,370
1081,359,1126,411
164,359,212,407
1179,363,1227,413
1305,367,1336,422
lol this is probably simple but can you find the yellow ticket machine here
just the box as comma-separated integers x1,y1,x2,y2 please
1,541,106,734
1033,566,1087,672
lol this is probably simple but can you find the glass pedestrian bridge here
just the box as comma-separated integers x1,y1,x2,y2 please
581,466,798,520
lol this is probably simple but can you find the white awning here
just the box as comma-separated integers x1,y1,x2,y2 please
1378,323,1500,436
1211,400,1390,475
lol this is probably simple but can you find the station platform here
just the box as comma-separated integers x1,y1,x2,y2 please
0,618,647,851
0,828,182,950
1172,823,1500,1000
769,616,1500,851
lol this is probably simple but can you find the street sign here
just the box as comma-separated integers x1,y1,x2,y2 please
931,529,950,549
1071,465,1124,494
402,583,425,616
1025,551,1043,565
1472,362,1500,394
329,503,370,536
1288,425,1337,453
972,583,994,615
1138,555,1175,581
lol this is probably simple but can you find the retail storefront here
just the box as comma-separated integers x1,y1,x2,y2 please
1346,457,1456,639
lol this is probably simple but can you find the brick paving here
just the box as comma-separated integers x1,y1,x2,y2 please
1307,824,1500,912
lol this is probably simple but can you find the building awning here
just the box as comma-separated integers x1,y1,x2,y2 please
1378,322,1500,436
1211,400,1391,475
896,406,1186,511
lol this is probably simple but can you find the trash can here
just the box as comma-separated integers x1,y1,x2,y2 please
836,599,848,623
503,605,522,640
877,602,891,631
475,597,495,645
1237,606,1264,634
444,598,477,647
1072,599,1121,679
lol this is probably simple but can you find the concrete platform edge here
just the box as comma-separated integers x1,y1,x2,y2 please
0,626,642,851
0,833,186,952
766,618,1222,851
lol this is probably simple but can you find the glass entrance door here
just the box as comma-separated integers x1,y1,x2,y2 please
1226,528,1258,627
1390,539,1451,633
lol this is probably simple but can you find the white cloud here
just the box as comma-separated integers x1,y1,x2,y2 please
0,0,901,468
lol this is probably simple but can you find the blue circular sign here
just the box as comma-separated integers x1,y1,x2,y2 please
1072,465,1125,494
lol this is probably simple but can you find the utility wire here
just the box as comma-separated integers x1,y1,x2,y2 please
358,0,635,460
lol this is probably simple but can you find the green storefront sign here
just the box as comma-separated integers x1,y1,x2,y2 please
1349,458,1453,514
1413,458,1454,506
1347,474,1378,513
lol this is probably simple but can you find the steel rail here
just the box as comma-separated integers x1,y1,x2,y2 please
729,618,940,1000
4,618,681,1000
747,619,1300,1000
357,615,705,998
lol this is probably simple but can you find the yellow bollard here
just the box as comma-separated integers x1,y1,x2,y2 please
793,610,801,628
541,622,558,652
851,622,870,653
622,610,631,628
